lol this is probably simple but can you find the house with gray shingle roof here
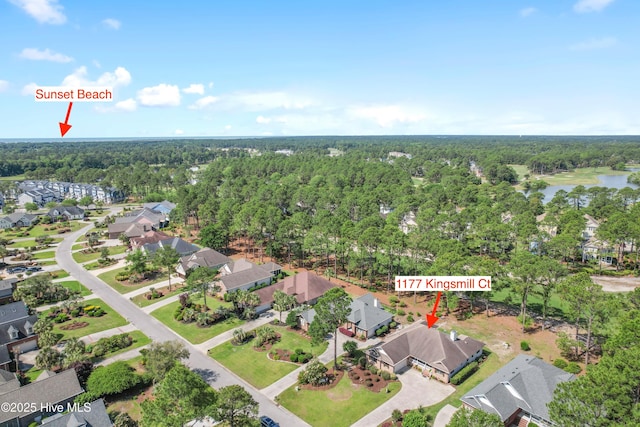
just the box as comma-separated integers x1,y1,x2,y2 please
345,293,393,338
47,205,85,221
367,325,484,383
141,236,200,258
0,213,38,229
217,259,275,293
0,301,39,369
0,369,84,426
0,278,18,305
142,200,176,215
176,247,231,278
460,354,575,426
40,399,113,427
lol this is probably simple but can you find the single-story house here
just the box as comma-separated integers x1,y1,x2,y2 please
367,326,485,383
117,207,168,229
175,247,230,278
0,369,84,426
142,200,176,215
0,213,38,229
0,301,39,365
140,236,200,258
47,205,85,221
345,293,393,338
130,230,173,249
107,222,150,240
254,271,338,313
39,398,112,427
0,278,18,305
217,259,276,293
461,354,575,427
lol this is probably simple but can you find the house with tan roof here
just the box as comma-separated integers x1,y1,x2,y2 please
254,271,338,313
367,325,484,383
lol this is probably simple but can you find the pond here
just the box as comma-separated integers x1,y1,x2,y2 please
525,170,639,204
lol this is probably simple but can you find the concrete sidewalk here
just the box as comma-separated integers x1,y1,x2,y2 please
140,293,182,314
95,344,150,367
122,276,185,298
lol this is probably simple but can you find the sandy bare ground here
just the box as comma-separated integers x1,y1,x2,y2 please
591,275,640,292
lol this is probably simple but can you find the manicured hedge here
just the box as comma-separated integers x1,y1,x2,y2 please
450,361,479,385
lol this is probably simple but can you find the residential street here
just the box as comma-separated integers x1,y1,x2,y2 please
55,222,310,427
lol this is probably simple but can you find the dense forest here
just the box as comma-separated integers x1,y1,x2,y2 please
2,136,640,424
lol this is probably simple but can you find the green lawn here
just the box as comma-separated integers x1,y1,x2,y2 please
414,350,506,421
38,260,58,266
510,164,638,186
72,243,85,251
130,283,187,307
3,222,86,239
98,267,167,294
7,239,37,249
73,245,128,263
32,250,56,260
151,297,242,344
49,298,128,340
91,330,151,362
279,370,401,427
49,270,70,279
209,326,328,389
489,287,569,319
57,280,92,296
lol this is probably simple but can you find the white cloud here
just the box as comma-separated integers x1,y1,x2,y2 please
574,0,615,13
0,80,8,92
182,84,204,95
137,84,181,107
570,36,617,51
347,104,428,128
115,98,137,112
21,82,38,96
102,18,121,30
226,91,314,111
9,0,66,24
520,7,537,17
188,95,218,110
256,115,272,124
174,129,184,135
61,66,132,87
19,47,73,63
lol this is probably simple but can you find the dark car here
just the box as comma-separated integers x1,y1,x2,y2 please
7,266,27,274
260,416,280,427
26,266,42,272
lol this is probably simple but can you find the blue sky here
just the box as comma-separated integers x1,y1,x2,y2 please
1,0,638,137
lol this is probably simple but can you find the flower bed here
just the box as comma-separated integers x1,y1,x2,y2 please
339,327,355,337
348,366,395,393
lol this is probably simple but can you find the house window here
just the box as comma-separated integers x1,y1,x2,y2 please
9,329,18,340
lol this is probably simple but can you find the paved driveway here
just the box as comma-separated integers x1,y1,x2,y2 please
351,368,455,427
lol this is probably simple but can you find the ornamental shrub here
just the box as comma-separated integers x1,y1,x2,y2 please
520,341,531,351
553,359,568,369
565,362,582,374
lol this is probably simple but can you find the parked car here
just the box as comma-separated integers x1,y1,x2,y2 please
26,266,42,272
260,416,280,427
7,266,27,274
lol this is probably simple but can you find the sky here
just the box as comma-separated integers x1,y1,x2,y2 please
0,0,639,138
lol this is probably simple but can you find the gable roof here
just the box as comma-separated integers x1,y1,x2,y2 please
5,212,37,223
142,237,200,257
41,399,113,427
131,230,172,247
0,369,83,423
48,205,85,217
0,369,20,394
107,222,149,237
347,293,393,332
0,301,38,346
143,200,176,213
254,271,338,306
179,248,230,272
218,260,274,292
0,344,11,367
373,325,484,374
0,278,18,298
461,354,575,422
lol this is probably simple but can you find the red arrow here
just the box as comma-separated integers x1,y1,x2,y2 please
59,102,73,137
426,291,442,328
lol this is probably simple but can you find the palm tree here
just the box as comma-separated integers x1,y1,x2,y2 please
186,267,218,310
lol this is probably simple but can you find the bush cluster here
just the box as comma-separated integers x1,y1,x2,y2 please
90,333,133,357
375,325,390,336
553,359,568,369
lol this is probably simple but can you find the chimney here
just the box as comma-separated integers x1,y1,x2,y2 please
450,330,458,341
374,298,378,308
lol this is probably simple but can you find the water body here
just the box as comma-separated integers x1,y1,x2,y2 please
530,170,639,204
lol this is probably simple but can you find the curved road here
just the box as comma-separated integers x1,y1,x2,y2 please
56,222,309,427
